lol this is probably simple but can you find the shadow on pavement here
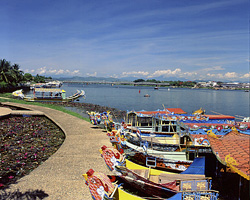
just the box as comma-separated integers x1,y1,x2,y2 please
0,189,48,200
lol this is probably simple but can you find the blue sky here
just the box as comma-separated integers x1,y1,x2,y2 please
0,0,249,81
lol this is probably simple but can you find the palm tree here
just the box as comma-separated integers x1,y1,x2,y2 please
11,63,24,84
0,59,11,84
0,59,25,87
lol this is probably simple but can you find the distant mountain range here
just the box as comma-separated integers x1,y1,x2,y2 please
54,75,245,83
57,76,124,82
55,76,190,82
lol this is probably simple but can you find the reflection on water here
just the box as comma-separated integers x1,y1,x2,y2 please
26,84,249,119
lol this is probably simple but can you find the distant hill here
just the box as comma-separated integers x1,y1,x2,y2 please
55,76,192,82
57,76,123,82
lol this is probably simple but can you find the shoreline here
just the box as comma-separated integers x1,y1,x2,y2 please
40,101,127,122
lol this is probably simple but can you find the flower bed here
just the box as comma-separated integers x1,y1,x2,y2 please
0,115,65,189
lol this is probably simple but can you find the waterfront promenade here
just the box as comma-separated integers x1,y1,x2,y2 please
0,102,111,199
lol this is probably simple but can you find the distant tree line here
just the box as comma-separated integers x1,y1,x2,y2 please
0,59,51,92
133,79,196,87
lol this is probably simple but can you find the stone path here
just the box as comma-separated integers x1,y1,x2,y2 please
1,102,111,199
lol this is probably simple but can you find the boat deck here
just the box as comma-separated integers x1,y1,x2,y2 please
131,169,205,184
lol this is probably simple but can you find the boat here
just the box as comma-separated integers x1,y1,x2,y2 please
192,107,205,115
99,146,219,199
83,169,147,200
86,111,114,130
83,169,219,200
100,145,193,173
23,88,85,102
12,89,24,99
144,94,150,97
106,127,212,167
30,81,62,89
125,109,235,136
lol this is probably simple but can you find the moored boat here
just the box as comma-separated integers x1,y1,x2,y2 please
23,88,85,102
100,145,193,173
99,145,219,199
83,169,218,200
87,111,114,130
12,89,24,99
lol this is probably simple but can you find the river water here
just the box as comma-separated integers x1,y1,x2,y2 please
58,83,249,120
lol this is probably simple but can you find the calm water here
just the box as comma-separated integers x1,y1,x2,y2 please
59,84,249,120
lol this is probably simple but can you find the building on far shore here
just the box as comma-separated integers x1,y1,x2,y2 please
196,81,249,90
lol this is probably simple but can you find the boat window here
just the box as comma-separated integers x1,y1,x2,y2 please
162,126,168,132
162,121,170,125
169,125,177,132
139,117,152,126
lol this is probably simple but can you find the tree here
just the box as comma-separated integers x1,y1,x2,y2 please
24,73,33,82
34,74,46,83
134,79,145,82
0,59,25,88
0,59,11,84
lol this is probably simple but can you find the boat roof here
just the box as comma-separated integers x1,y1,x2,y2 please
185,123,234,128
203,114,235,120
208,131,250,180
129,108,187,115
34,88,65,92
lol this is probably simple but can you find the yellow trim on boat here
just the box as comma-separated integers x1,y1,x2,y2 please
116,188,145,200
125,159,173,175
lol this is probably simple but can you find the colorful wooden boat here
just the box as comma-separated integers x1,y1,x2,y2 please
23,88,85,102
87,111,114,130
100,145,192,175
99,146,219,199
125,109,236,137
83,169,219,200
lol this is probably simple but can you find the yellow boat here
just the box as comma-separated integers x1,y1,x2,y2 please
193,107,205,115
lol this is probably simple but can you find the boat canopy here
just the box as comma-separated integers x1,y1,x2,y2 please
34,88,65,93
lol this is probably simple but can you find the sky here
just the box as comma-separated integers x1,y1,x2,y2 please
0,0,249,82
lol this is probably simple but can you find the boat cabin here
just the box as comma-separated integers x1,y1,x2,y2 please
32,88,65,100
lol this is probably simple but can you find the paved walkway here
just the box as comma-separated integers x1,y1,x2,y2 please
1,102,111,199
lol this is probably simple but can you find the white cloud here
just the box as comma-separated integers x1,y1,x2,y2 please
206,73,224,79
181,72,198,77
24,69,35,74
203,66,225,72
56,69,65,75
147,68,181,78
86,72,97,77
72,70,80,75
37,67,47,75
122,71,149,77
24,66,81,76
240,72,250,79
224,72,238,78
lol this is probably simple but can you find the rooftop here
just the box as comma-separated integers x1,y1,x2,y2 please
208,131,250,180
